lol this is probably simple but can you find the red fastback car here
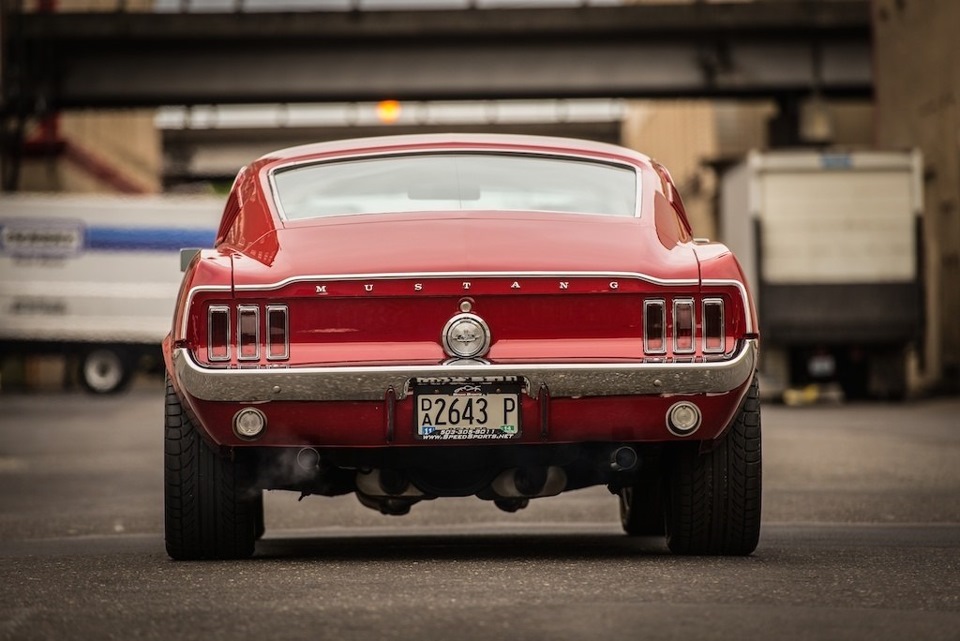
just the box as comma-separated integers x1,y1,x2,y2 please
164,134,761,559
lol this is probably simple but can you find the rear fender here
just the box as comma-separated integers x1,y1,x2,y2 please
694,243,759,340
164,249,234,376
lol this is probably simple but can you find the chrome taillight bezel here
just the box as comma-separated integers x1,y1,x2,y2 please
672,298,696,354
237,304,261,361
207,305,232,362
265,304,290,361
702,298,726,354
643,299,666,355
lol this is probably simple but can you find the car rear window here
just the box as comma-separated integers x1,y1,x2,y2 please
271,153,638,220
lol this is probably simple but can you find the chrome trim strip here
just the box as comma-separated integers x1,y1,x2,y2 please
173,339,757,403
672,298,695,354
234,271,698,292
179,271,700,339
702,279,754,334
266,305,289,361
180,275,754,341
207,305,232,362
236,305,261,361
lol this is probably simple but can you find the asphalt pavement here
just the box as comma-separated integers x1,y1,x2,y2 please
1,379,958,641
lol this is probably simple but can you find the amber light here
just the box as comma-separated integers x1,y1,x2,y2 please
207,306,231,361
376,100,402,124
266,305,289,360
673,299,695,354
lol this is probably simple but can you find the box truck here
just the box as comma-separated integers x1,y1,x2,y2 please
0,195,221,392
719,150,923,399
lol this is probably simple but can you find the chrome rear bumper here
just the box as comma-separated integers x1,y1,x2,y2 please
173,339,757,403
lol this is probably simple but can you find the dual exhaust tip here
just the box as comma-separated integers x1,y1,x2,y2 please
342,445,645,501
280,402,702,495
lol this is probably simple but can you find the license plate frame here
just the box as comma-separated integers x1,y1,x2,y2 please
414,381,522,441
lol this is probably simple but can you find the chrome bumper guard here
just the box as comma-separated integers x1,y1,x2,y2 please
173,339,757,403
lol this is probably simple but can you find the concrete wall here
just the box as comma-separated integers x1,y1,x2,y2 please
873,0,960,390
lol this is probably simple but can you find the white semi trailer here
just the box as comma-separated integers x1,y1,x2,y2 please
0,195,222,392
720,150,924,399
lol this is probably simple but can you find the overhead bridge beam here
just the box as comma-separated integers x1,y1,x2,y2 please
2,1,872,110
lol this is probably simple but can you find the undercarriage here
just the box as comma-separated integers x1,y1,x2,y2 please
241,442,661,516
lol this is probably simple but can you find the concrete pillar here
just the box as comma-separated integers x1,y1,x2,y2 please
873,0,960,392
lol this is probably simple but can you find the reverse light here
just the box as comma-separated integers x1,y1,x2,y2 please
234,407,266,439
666,401,702,437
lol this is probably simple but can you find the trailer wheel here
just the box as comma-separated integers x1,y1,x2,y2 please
664,375,762,555
79,347,133,394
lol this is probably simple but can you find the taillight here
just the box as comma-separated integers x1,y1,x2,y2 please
702,298,725,353
205,303,290,363
237,305,260,361
642,296,728,356
266,305,289,360
207,305,231,361
673,298,695,354
644,299,666,354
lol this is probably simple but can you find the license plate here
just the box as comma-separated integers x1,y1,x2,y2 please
415,382,521,441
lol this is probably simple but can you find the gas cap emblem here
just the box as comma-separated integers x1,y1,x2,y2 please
442,313,491,359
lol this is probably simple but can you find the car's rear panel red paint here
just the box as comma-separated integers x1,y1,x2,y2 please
166,134,757,452
185,383,749,449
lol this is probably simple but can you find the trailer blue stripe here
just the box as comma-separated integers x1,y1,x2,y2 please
85,226,217,252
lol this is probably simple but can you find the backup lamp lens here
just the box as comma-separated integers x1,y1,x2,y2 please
667,401,701,436
234,408,267,439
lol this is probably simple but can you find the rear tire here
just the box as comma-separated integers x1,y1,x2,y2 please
164,377,257,560
664,375,762,555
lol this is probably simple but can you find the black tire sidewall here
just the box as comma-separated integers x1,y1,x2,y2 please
163,377,257,560
664,375,762,555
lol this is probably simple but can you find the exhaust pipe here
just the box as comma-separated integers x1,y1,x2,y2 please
378,468,410,496
355,469,424,498
296,447,320,471
491,466,567,498
610,446,639,472
515,467,548,496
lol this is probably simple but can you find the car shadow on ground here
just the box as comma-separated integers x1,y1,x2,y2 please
253,531,672,562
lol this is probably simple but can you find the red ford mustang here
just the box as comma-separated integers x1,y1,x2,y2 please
164,134,761,559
